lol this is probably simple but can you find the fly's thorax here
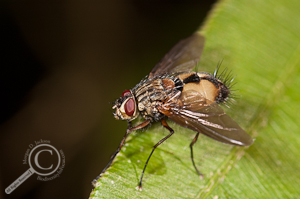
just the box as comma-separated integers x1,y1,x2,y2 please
176,72,230,104
133,77,175,120
113,90,139,121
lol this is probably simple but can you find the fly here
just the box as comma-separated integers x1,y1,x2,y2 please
92,33,253,190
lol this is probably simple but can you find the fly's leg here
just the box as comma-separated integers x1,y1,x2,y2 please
190,132,203,177
138,118,174,190
92,119,151,187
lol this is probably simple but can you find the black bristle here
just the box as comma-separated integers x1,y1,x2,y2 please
213,62,239,105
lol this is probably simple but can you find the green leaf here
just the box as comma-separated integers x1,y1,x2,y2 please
90,0,300,198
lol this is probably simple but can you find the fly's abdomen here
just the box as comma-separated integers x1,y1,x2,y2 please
175,72,230,104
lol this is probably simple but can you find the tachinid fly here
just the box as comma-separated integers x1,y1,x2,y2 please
93,33,253,190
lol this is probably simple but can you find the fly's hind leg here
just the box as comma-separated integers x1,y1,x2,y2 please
92,119,151,187
190,132,204,177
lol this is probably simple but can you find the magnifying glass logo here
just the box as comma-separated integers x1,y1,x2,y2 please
5,144,61,194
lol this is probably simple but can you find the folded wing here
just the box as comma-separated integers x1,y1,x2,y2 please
149,33,205,78
165,90,253,146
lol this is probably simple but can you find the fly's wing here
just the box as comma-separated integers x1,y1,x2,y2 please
149,33,205,78
165,90,253,146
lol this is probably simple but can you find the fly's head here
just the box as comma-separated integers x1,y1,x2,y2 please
112,90,139,121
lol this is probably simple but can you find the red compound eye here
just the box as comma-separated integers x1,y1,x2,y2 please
121,90,131,97
124,98,135,116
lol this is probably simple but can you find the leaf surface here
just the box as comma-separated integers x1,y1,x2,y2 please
90,0,300,198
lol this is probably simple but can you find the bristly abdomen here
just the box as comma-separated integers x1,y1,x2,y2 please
175,72,231,104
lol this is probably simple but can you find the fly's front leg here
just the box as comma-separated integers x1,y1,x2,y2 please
92,119,151,187
137,118,174,190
